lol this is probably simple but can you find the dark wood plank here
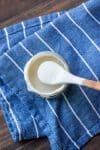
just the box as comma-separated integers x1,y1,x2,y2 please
0,0,100,150
0,0,84,28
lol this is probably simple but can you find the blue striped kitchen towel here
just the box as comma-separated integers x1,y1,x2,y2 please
0,0,100,149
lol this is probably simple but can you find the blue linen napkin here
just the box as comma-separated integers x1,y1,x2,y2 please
0,0,100,149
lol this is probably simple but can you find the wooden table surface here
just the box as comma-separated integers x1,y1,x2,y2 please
0,0,100,150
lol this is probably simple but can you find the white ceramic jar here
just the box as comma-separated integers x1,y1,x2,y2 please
24,51,69,98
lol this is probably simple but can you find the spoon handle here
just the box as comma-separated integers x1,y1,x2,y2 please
83,80,100,91
64,72,100,91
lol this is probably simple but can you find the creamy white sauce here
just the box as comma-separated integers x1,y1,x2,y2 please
28,55,68,94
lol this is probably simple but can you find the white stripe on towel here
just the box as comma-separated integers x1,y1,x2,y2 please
35,32,54,52
82,3,100,25
46,99,80,149
21,21,27,38
4,53,23,73
65,12,100,52
57,12,60,17
0,88,21,141
39,16,43,29
4,28,10,50
62,93,93,137
31,114,39,138
78,86,100,118
19,42,33,56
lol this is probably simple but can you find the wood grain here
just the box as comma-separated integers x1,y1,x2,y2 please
0,0,100,150
0,0,84,28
